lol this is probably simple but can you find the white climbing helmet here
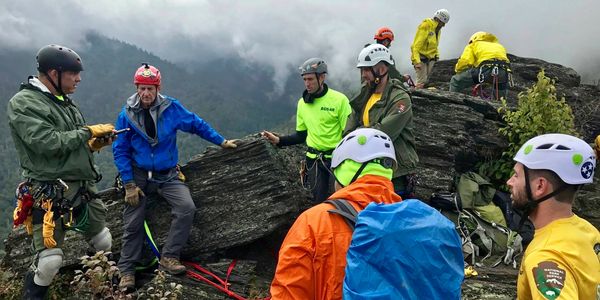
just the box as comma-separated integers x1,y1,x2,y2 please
434,9,450,24
331,128,396,169
514,133,596,185
356,44,394,68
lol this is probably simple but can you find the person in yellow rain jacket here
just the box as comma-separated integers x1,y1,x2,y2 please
450,32,511,99
410,9,450,89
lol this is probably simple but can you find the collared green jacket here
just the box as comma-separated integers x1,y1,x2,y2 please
7,77,99,182
345,78,418,177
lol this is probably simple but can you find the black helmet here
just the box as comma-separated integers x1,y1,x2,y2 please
36,44,83,73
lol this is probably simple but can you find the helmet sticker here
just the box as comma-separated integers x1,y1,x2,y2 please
581,161,594,179
524,145,533,155
139,68,156,78
357,135,367,145
572,154,583,165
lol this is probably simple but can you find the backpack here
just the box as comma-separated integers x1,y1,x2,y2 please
429,172,532,268
326,199,464,300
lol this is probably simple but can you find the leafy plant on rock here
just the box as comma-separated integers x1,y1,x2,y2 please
479,70,578,186
70,251,122,299
138,270,183,300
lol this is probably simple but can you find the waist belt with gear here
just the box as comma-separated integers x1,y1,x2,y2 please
306,147,334,159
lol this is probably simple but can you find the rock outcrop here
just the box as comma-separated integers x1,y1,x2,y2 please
2,54,599,299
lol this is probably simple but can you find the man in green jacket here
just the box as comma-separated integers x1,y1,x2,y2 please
7,44,115,299
262,58,351,203
410,9,450,89
345,44,419,197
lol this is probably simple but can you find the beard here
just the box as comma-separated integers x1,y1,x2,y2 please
510,187,529,210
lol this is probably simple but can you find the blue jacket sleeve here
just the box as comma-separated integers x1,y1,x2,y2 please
171,99,225,145
112,110,135,183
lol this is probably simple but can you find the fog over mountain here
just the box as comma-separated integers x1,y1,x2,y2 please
2,0,599,91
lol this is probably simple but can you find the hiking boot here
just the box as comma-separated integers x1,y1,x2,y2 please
119,274,135,291
159,257,186,275
23,271,49,300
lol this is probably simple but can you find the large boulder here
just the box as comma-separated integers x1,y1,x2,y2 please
427,54,600,140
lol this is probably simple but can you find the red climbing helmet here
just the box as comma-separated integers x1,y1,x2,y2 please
374,27,394,42
133,63,161,86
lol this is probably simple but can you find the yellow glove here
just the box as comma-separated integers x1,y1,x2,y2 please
221,139,238,149
464,265,478,278
124,183,144,207
176,165,186,182
88,137,113,152
594,135,600,158
86,124,115,138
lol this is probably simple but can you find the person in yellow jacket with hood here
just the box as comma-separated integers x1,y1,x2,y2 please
410,9,450,89
450,32,510,99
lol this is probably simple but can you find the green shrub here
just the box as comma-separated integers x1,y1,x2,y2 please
479,70,578,185
70,251,122,299
138,270,183,300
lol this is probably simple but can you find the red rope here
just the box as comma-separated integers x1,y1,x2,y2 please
183,260,271,300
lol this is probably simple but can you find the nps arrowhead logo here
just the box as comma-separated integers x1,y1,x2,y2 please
533,261,566,300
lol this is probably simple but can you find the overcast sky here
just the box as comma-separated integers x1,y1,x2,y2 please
2,0,599,87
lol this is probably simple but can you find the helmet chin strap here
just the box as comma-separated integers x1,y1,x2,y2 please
369,67,388,93
518,166,568,230
44,70,65,96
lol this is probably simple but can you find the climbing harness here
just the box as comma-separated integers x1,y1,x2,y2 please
472,61,512,101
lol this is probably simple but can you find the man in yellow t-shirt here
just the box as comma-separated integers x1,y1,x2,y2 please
506,133,599,300
345,44,418,197
262,58,351,203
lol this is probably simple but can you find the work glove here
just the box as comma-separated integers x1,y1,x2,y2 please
86,124,115,138
595,135,600,159
88,136,114,152
221,139,238,149
124,183,144,207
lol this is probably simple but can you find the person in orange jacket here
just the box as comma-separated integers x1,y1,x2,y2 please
270,128,402,300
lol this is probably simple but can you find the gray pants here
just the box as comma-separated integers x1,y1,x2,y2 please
118,167,196,275
450,69,507,98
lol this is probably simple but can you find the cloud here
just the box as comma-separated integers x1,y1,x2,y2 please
2,0,599,87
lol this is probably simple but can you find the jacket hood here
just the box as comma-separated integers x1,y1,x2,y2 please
27,77,52,94
469,32,498,44
328,174,401,209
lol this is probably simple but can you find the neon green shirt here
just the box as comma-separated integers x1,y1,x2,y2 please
296,88,351,153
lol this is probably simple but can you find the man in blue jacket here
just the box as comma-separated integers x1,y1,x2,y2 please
113,63,237,290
